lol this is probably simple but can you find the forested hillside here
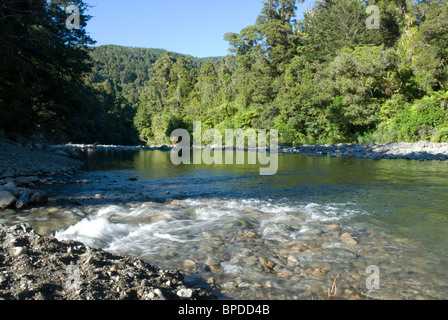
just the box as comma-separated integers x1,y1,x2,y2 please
133,0,448,146
1,0,448,146
90,45,222,106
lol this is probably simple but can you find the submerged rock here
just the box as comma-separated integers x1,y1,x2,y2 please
341,233,358,246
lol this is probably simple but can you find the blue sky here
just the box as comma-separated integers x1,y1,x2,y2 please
83,0,312,58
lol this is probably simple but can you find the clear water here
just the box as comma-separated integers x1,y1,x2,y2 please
6,150,448,300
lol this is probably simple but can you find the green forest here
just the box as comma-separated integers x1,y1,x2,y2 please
1,0,448,146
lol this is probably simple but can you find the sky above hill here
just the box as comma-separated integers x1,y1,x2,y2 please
84,0,313,58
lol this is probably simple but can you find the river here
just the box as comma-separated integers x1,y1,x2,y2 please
7,149,448,300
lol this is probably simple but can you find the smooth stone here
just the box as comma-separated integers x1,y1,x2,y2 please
286,243,308,253
287,256,298,266
149,215,170,222
47,207,60,214
325,224,343,232
183,260,197,269
258,257,276,270
153,288,165,300
341,233,358,246
307,268,326,277
170,200,181,206
277,271,292,279
177,288,193,299
11,247,26,256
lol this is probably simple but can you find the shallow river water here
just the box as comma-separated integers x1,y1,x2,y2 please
6,150,448,300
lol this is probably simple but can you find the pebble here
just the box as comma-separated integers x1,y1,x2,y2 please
222,282,236,290
177,288,193,299
287,256,298,266
183,260,197,269
153,288,165,300
258,257,276,270
341,233,358,246
277,271,292,279
325,224,343,232
47,207,60,214
307,268,326,277
11,247,26,257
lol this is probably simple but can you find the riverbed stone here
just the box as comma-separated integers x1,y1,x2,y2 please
325,224,343,232
277,271,292,279
258,257,276,271
341,233,358,246
183,259,197,270
307,268,326,277
170,200,181,206
287,255,298,266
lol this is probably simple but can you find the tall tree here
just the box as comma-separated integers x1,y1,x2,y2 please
0,0,95,138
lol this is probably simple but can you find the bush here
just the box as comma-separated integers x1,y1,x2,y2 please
431,127,448,143
398,96,447,142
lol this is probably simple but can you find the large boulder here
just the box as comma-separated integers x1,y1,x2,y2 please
0,190,16,210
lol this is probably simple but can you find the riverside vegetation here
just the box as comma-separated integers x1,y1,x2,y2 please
1,0,448,146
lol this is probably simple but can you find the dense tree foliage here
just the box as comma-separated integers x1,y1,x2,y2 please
133,0,448,145
2,0,448,146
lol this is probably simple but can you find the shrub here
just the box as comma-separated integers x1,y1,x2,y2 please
398,96,447,141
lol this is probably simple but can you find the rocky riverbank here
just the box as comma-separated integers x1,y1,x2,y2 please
0,223,213,300
0,138,84,212
280,141,448,161
0,138,216,300
50,141,448,161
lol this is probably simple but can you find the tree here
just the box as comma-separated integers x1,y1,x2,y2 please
412,1,448,91
298,0,400,65
0,0,95,138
